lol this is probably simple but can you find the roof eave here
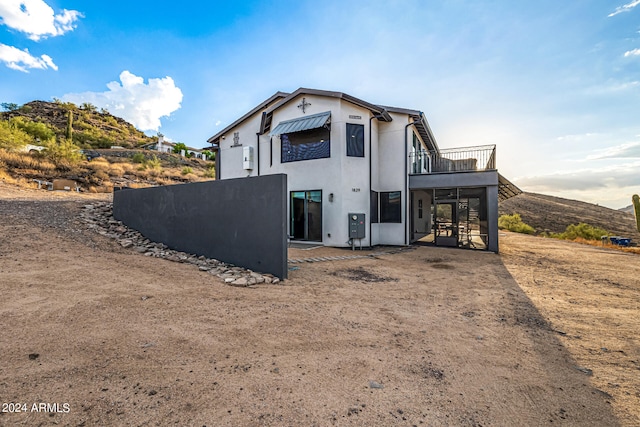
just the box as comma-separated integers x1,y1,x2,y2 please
206,91,289,145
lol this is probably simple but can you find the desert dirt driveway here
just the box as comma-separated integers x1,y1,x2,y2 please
0,184,638,426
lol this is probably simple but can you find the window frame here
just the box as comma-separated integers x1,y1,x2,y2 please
280,127,331,163
380,191,402,223
346,123,365,158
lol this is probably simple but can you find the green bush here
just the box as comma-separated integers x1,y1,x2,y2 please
132,153,145,163
202,164,215,178
0,119,33,151
498,213,536,234
551,223,609,241
11,116,55,141
145,155,161,170
42,137,83,164
181,166,193,175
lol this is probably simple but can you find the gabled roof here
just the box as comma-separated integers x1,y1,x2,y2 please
262,88,393,128
207,91,289,146
206,88,439,151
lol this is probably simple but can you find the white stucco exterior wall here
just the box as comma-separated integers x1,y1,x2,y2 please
216,94,422,248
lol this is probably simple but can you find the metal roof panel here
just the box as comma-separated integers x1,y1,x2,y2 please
270,111,331,136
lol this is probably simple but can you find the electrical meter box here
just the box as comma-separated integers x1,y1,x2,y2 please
349,213,366,239
243,146,254,170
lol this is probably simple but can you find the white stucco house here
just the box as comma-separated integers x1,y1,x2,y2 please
144,134,208,159
207,88,520,252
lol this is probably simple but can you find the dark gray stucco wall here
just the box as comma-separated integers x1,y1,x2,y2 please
113,174,287,279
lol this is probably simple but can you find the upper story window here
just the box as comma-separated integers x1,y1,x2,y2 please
346,123,365,157
281,127,331,163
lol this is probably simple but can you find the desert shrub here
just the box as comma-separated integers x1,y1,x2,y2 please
181,166,193,175
42,138,83,165
498,213,535,234
551,223,609,241
11,117,55,141
0,120,33,151
108,164,125,177
0,149,56,172
93,170,110,182
145,155,161,170
202,164,215,178
87,158,110,172
132,153,145,163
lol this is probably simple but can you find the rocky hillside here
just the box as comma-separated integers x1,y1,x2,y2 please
1,101,154,149
499,192,639,238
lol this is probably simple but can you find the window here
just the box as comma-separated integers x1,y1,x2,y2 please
346,123,364,157
370,191,379,223
281,127,330,163
380,191,402,223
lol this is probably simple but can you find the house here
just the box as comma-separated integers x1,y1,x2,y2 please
207,88,520,252
144,134,208,159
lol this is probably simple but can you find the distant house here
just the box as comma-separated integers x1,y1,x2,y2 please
207,88,520,252
144,134,208,159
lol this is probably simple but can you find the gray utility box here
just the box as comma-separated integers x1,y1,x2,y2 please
349,213,366,239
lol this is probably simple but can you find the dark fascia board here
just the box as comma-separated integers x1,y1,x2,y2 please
378,104,439,152
206,91,290,145
264,88,393,123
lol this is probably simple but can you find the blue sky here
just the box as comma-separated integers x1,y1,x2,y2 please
1,0,639,208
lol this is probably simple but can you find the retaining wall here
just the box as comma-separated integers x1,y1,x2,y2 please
113,174,287,279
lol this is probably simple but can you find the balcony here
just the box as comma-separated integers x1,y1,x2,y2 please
409,144,496,174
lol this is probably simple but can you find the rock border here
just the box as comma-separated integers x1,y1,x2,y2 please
79,202,280,287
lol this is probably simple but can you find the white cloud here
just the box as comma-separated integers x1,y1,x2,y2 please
0,0,82,41
0,42,57,72
515,161,640,192
624,48,640,57
587,141,640,159
62,71,184,131
609,0,640,17
556,133,598,142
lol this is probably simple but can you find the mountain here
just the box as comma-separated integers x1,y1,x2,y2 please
499,192,639,238
619,205,633,214
0,101,155,149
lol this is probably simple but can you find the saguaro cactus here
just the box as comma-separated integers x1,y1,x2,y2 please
66,110,73,142
633,194,640,233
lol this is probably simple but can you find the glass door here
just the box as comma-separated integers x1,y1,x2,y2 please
290,190,322,241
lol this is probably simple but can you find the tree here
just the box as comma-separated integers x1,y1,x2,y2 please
172,142,189,156
11,116,55,141
80,102,97,112
0,119,33,150
1,102,19,112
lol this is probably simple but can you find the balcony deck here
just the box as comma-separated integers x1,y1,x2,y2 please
410,144,496,174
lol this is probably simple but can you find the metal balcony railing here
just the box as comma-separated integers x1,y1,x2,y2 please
409,144,496,174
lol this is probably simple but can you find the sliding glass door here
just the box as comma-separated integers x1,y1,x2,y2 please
290,190,322,241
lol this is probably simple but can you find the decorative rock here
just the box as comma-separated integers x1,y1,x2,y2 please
80,201,282,287
231,277,248,286
369,380,384,389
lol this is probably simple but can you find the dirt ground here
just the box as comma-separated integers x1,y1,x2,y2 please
1,182,638,426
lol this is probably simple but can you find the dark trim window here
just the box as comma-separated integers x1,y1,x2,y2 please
281,127,330,163
370,190,379,223
380,191,402,223
346,123,364,157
